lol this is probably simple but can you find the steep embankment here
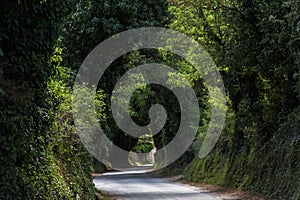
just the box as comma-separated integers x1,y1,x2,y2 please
168,1,300,199
0,2,95,199
184,107,300,199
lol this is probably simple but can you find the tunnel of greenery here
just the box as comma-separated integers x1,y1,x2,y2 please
0,0,299,199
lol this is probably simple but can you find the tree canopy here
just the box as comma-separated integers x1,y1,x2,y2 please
0,0,299,199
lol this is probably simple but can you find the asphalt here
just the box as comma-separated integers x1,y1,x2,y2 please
93,167,221,200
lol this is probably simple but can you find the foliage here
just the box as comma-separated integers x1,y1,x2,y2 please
0,1,100,198
168,0,300,199
48,50,103,199
1,0,299,199
60,0,170,70
60,0,170,167
0,0,169,198
131,136,154,154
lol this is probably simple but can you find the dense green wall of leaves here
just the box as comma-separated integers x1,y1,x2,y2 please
0,1,95,199
167,0,300,199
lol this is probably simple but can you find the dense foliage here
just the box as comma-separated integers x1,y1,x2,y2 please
1,0,299,199
0,1,96,199
167,0,299,199
60,0,170,168
0,0,169,199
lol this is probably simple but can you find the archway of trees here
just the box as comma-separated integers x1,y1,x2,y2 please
1,0,299,199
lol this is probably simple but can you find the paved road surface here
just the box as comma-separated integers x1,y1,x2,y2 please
93,167,221,200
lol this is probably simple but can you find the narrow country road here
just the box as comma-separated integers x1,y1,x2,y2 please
93,167,221,200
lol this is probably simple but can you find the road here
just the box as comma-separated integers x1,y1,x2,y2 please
93,167,221,200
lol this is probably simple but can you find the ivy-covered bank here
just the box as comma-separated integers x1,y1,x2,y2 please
184,108,300,200
0,1,96,199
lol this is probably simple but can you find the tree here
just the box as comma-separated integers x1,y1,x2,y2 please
169,0,300,198
60,0,170,168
